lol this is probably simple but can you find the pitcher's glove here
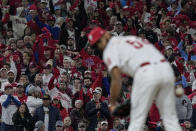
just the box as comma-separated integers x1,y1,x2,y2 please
111,99,131,117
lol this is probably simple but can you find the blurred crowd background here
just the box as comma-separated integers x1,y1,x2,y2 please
0,0,195,131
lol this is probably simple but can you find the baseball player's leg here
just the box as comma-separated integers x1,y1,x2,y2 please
128,69,160,131
156,77,182,131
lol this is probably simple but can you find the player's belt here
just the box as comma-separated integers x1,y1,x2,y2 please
140,59,167,68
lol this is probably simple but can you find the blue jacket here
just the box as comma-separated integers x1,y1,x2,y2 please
33,105,62,131
34,17,60,40
178,41,196,61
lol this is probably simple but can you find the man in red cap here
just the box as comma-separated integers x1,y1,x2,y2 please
88,27,182,131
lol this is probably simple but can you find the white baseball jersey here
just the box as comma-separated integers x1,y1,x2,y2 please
103,36,165,76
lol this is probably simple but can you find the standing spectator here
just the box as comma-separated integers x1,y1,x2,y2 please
42,63,53,93
33,94,62,131
26,85,43,116
52,96,68,121
33,73,45,95
26,62,39,84
191,80,196,130
55,120,64,131
63,116,74,131
18,75,30,91
12,103,33,131
176,93,193,123
0,84,21,131
2,7,27,39
0,68,8,86
111,21,125,36
85,88,110,131
48,75,72,110
70,100,86,130
34,121,45,131
1,69,17,92
34,14,61,40
110,117,121,131
14,84,27,103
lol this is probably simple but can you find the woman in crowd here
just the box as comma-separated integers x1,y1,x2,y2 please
12,103,33,131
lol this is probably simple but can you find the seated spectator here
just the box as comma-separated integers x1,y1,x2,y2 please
34,120,45,131
26,85,43,116
85,88,110,131
70,100,86,130
33,94,62,131
63,116,74,131
0,84,21,131
12,103,33,131
55,120,64,131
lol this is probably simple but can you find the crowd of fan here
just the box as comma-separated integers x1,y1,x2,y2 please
0,0,195,131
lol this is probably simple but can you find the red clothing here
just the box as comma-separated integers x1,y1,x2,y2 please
80,49,102,71
52,104,68,120
27,20,41,35
64,127,74,131
14,93,27,103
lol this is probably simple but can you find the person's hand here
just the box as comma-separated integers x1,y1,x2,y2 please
81,31,86,37
96,103,101,109
9,55,13,61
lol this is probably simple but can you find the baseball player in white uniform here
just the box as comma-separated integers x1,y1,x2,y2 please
88,27,182,131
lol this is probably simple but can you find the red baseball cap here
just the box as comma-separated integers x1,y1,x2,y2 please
88,27,106,46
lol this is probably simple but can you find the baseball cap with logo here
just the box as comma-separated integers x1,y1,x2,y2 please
43,94,51,100
88,27,106,46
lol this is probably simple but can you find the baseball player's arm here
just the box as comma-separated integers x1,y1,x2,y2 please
110,67,122,106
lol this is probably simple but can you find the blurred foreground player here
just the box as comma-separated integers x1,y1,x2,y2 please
88,27,182,131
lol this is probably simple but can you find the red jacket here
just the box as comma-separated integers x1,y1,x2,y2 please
27,20,41,35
